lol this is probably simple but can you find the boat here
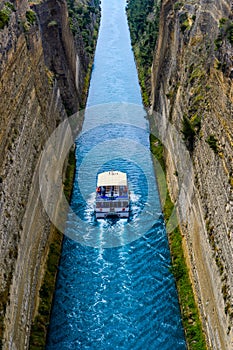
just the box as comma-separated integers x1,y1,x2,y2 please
95,170,130,219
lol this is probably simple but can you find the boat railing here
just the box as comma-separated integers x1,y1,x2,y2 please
96,200,129,208
96,194,129,201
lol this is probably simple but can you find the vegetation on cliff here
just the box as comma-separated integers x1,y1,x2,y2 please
29,151,76,349
150,135,207,349
214,16,233,78
126,0,161,105
67,0,100,57
0,2,15,29
29,231,63,349
67,0,100,108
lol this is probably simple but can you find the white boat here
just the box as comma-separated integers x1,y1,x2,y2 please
95,171,130,219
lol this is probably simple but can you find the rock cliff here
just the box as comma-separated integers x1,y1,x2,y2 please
151,1,233,349
0,0,99,348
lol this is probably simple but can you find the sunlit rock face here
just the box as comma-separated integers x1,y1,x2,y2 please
0,0,99,348
151,1,233,349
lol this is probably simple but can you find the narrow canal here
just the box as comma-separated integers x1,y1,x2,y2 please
46,0,186,348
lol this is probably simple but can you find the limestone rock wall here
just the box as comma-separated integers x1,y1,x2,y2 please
0,0,97,348
151,1,233,349
34,0,88,113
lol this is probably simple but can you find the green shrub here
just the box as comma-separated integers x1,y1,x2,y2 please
182,115,196,151
180,19,190,32
189,67,205,84
174,2,184,11
206,135,219,153
190,113,201,132
26,10,37,25
47,20,57,27
0,6,11,29
170,260,185,280
219,17,227,26
215,18,233,48
5,2,15,12
214,36,222,50
227,22,233,44
179,12,190,33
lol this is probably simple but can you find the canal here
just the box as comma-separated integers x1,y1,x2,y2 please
46,0,186,348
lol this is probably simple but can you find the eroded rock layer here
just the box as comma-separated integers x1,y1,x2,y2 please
151,1,233,349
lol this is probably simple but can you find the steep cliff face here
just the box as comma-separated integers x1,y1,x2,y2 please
151,1,233,349
34,0,99,113
0,0,99,348
34,0,85,114
126,0,161,105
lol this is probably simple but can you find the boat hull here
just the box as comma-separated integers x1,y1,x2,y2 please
95,208,129,219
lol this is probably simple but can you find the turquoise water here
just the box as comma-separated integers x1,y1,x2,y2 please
46,0,186,348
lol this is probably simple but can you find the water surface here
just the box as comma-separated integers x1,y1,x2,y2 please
46,0,186,348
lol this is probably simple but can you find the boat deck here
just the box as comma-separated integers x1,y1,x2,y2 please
95,171,130,219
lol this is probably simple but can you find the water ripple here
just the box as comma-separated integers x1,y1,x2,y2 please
46,0,186,347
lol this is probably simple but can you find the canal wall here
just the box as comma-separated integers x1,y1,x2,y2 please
0,0,99,348
151,1,233,349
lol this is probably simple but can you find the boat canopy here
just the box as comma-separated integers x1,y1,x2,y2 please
97,171,127,187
